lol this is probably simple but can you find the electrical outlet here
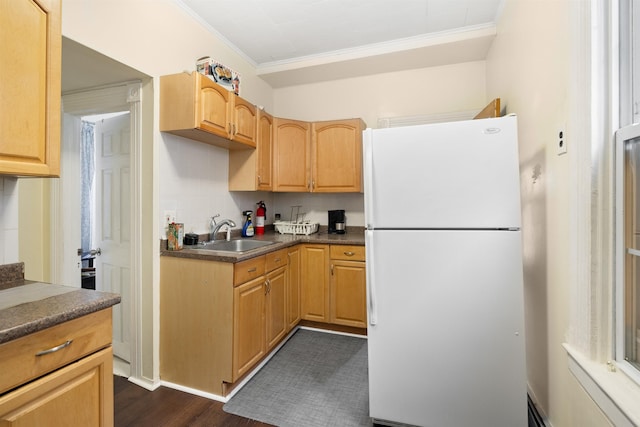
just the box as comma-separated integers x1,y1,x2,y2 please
163,210,176,227
557,129,567,155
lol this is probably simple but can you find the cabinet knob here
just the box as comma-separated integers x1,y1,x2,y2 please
248,267,257,273
344,251,355,256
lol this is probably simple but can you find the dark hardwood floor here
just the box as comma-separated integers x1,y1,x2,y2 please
114,375,274,427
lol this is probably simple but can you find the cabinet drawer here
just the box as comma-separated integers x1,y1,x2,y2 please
234,256,265,286
265,249,288,272
330,245,365,261
0,309,112,395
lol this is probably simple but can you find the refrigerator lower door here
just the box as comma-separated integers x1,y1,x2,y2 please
366,229,526,427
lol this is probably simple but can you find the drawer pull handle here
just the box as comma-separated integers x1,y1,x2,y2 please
248,267,257,273
344,251,355,256
274,258,281,263
36,340,73,356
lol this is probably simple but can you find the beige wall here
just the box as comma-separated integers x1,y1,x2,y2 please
487,0,609,425
273,61,487,126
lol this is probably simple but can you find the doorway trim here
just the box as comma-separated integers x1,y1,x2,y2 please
54,82,143,380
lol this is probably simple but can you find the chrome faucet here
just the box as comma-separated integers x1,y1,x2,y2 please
210,215,236,241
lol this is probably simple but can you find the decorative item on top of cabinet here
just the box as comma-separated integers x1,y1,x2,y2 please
160,72,257,150
0,0,61,177
273,118,366,192
229,110,273,191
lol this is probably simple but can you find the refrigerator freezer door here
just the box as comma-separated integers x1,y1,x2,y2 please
363,115,521,229
366,229,526,427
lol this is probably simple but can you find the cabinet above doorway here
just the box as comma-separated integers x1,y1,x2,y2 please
160,72,257,150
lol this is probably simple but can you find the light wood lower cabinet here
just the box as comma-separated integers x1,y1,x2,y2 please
301,244,367,328
0,309,114,426
286,246,301,331
0,348,113,427
265,266,287,350
160,249,296,396
233,275,267,379
300,244,331,322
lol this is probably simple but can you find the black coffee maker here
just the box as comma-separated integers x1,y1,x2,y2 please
328,210,346,234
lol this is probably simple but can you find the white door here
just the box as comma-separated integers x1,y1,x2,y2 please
59,114,83,288
94,113,131,362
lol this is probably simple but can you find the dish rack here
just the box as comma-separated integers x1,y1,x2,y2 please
274,221,319,235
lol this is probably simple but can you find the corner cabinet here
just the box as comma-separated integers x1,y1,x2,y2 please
301,244,367,328
0,0,61,177
229,110,273,191
160,72,257,150
273,118,365,192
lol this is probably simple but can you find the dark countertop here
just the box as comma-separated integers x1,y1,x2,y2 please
0,280,121,345
161,228,365,262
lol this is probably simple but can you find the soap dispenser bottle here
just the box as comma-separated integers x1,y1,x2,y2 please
241,210,254,237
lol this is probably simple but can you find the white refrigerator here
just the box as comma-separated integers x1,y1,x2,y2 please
364,115,526,427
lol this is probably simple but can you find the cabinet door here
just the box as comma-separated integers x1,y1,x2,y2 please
265,266,287,350
257,110,273,191
233,276,266,379
287,246,301,331
230,96,257,147
330,260,367,328
301,245,330,322
0,0,61,176
0,347,113,427
311,119,364,192
273,118,311,192
228,109,272,191
197,76,231,138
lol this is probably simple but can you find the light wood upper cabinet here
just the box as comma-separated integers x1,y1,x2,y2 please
230,96,258,146
229,110,273,191
160,72,257,150
0,0,61,176
312,119,365,192
273,118,365,192
273,118,311,192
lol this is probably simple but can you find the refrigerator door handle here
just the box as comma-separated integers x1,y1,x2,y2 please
363,129,374,228
365,230,378,326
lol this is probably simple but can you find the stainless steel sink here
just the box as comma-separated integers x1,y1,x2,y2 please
197,239,275,253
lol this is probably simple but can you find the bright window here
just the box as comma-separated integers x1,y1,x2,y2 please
616,0,640,383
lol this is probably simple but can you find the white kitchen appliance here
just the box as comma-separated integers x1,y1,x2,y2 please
364,115,526,427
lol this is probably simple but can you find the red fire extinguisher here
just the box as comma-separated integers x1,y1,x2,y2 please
256,201,266,235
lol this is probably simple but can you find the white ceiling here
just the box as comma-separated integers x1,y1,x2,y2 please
177,0,503,87
61,1,504,93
